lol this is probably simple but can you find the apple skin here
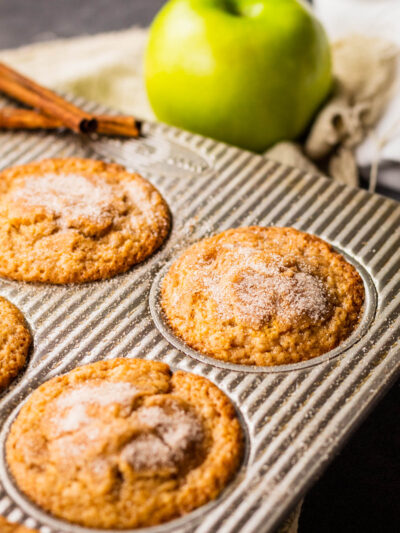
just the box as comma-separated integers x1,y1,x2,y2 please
145,0,332,152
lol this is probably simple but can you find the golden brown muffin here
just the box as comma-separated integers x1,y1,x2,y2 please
161,227,365,366
0,158,170,284
0,297,31,389
0,516,38,533
6,358,243,529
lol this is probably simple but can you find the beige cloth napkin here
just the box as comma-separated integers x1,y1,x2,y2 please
266,35,398,186
0,29,397,189
0,29,152,120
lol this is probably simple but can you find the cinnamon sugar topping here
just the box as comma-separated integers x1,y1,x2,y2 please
200,247,330,328
11,173,117,225
122,404,204,470
53,383,204,471
54,381,138,434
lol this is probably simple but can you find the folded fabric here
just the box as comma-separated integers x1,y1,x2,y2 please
305,35,399,188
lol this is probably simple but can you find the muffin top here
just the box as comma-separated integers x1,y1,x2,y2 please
161,226,365,366
0,297,31,389
0,158,170,283
6,358,243,529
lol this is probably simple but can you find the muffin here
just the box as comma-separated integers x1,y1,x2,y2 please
6,358,243,529
0,516,37,533
0,158,170,283
0,297,31,389
161,226,365,366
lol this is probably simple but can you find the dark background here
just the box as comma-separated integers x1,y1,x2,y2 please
0,0,165,49
0,2,398,532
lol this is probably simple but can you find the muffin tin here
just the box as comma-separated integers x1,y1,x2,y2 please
0,95,399,533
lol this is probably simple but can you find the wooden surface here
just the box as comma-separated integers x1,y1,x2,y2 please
0,2,398,532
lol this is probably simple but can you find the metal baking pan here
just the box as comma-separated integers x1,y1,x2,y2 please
0,95,399,533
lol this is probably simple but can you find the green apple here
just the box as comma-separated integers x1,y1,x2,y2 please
145,0,332,152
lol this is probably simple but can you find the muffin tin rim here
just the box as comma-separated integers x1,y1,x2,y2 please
149,241,377,374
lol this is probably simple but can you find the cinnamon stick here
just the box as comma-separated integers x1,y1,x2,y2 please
0,107,63,129
0,62,97,133
0,62,141,137
0,107,141,137
96,115,141,137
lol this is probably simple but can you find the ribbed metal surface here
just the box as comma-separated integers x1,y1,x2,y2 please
0,96,399,533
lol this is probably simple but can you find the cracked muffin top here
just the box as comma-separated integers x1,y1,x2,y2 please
0,158,170,283
6,358,243,529
0,297,31,390
161,226,365,366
